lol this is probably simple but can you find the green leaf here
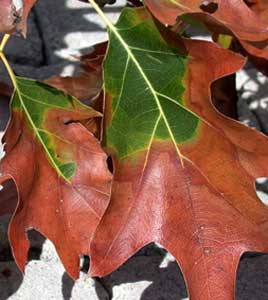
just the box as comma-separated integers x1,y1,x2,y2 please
103,8,199,161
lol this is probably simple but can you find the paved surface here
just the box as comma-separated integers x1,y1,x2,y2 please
1,0,268,299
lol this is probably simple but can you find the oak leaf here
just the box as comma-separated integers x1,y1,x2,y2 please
235,0,268,66
89,7,268,300
0,78,112,279
46,42,107,103
46,42,107,138
145,0,268,59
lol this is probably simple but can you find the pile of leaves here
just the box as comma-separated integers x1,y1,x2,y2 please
1,0,268,299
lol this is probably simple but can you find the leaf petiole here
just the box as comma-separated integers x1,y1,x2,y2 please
0,34,18,90
0,34,10,52
88,0,115,29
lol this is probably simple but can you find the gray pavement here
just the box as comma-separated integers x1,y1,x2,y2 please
1,0,268,299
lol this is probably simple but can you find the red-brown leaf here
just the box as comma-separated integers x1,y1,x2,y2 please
145,0,268,58
19,0,37,36
89,9,268,299
239,0,268,58
46,42,107,103
45,42,107,138
0,80,112,279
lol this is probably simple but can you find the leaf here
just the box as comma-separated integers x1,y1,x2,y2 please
45,42,107,138
89,7,268,299
145,0,268,58
0,0,36,35
245,0,268,22
46,42,107,103
18,0,37,36
0,78,112,279
237,0,268,59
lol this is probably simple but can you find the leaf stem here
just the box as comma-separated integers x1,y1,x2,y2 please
0,34,11,52
0,34,18,90
88,0,116,30
0,52,18,89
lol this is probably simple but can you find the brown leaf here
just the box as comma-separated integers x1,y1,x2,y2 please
46,73,103,104
45,42,107,139
46,42,107,102
18,0,37,36
230,38,268,76
145,0,268,58
238,0,268,59
244,0,268,22
89,9,268,299
0,79,112,279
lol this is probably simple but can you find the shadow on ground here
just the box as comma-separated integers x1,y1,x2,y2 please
67,245,268,300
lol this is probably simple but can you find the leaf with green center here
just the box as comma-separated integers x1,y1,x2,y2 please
104,9,198,161
12,78,94,181
89,7,268,299
0,77,112,279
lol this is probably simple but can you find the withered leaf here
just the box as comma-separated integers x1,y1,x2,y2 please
46,42,107,103
45,42,107,138
89,7,268,300
145,0,268,58
0,77,112,279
